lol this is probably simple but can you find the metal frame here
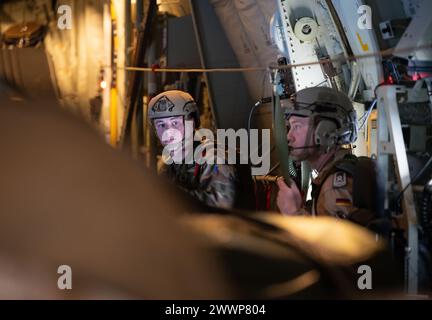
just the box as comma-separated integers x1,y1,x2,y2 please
331,0,383,95
377,85,421,294
376,0,432,294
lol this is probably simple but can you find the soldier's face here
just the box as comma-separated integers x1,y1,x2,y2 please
286,116,316,161
154,116,185,146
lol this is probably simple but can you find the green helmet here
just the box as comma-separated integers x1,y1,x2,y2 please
148,90,199,126
283,87,358,148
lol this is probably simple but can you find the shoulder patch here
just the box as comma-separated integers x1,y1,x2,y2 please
333,171,347,188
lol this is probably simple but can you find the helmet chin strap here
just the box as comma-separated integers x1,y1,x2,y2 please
288,145,320,150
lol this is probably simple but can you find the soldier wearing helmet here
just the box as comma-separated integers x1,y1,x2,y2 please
276,86,361,219
148,90,236,210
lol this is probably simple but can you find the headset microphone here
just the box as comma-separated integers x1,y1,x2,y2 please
288,145,320,150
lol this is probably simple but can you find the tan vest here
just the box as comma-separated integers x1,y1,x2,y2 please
310,149,357,219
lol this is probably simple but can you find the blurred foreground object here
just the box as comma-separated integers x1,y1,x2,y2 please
0,85,403,299
185,213,401,299
0,86,231,299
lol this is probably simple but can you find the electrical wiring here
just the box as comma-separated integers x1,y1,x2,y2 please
358,99,377,131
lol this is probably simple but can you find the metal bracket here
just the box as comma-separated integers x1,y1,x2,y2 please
377,85,418,295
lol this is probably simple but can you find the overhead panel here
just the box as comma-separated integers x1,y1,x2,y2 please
276,0,328,91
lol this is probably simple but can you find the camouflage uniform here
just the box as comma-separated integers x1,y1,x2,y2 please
158,141,237,209
148,90,237,210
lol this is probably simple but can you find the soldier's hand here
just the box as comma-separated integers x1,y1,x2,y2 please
276,178,302,215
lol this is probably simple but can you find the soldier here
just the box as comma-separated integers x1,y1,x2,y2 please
148,90,236,210
276,87,376,224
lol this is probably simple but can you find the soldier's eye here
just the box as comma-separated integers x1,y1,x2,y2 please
172,119,183,128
